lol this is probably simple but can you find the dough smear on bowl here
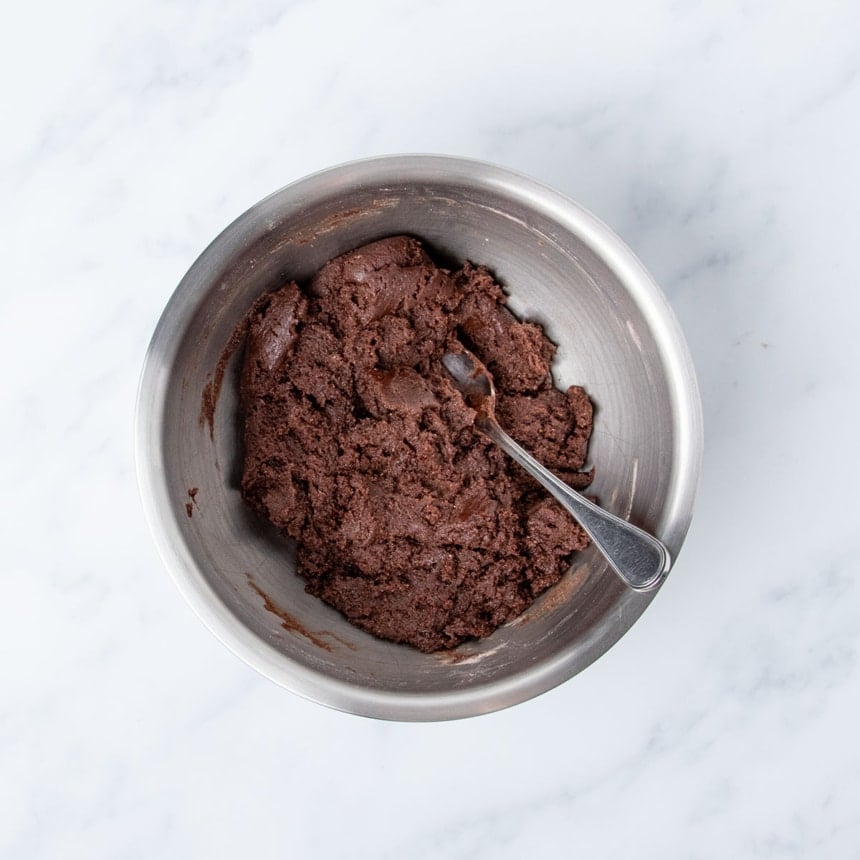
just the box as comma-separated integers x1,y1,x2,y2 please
240,236,594,652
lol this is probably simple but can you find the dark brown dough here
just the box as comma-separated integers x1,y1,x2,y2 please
240,236,594,652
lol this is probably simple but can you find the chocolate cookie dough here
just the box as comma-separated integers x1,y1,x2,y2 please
240,236,594,652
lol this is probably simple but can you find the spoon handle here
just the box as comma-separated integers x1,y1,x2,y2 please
478,417,671,591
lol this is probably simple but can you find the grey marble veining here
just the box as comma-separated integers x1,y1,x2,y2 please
2,0,859,856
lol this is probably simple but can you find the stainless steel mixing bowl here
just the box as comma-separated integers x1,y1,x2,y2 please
135,155,703,720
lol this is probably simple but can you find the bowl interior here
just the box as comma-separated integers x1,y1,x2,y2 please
138,157,701,720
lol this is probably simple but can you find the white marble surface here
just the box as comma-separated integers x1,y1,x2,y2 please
2,0,859,856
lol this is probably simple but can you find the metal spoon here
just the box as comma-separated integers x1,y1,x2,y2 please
442,350,671,591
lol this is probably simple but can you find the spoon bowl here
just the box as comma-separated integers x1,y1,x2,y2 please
443,349,671,591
